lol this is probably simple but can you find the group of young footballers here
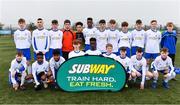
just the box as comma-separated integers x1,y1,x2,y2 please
9,17,177,91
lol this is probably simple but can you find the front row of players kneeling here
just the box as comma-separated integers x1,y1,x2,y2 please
9,38,176,91
9,50,65,91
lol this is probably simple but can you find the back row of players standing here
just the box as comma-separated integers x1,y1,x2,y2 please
14,17,177,71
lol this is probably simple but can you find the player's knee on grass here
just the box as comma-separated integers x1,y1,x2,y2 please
146,71,153,78
131,72,136,78
136,71,141,77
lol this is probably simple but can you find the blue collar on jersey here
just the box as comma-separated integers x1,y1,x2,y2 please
151,29,157,32
16,59,22,63
37,28,44,31
136,56,142,61
54,57,60,62
52,29,59,32
74,50,80,53
109,28,116,31
120,55,126,59
19,28,26,31
105,53,112,56
161,56,167,61
122,31,128,34
135,28,142,31
162,30,177,38
87,27,93,29
37,61,43,65
99,29,106,32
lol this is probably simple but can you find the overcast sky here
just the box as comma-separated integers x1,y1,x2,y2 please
0,0,180,28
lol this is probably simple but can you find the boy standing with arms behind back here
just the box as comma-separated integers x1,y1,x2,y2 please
83,17,97,51
161,22,177,66
49,20,63,59
145,20,161,71
14,18,32,75
61,19,76,60
32,18,50,60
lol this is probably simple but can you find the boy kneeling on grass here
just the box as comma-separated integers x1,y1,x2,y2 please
32,52,50,91
116,47,131,87
9,52,27,91
130,48,153,90
151,48,176,89
48,49,65,88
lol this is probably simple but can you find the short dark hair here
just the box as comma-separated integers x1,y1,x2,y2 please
52,20,58,24
37,52,44,58
73,39,81,45
18,18,25,23
151,20,157,23
136,47,143,53
161,48,168,53
121,21,128,27
166,22,174,27
99,19,106,24
109,19,116,24
87,17,93,21
16,51,23,56
120,47,127,52
106,43,113,48
136,19,142,24
90,37,96,42
37,18,43,21
64,19,71,24
76,22,83,26
53,49,60,55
